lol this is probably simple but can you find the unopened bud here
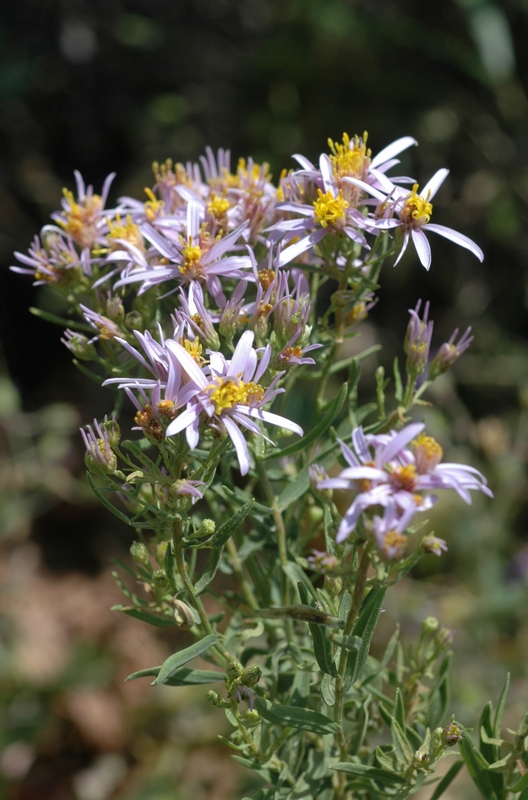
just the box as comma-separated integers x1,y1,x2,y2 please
62,331,97,361
324,575,343,597
241,666,262,687
130,541,150,566
226,661,244,681
422,616,439,635
242,709,261,726
194,519,216,538
106,295,125,323
206,690,222,706
442,721,463,745
125,311,144,330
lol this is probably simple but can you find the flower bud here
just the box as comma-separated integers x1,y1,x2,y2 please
242,709,261,726
226,661,244,681
62,330,97,361
206,690,222,706
130,541,150,566
241,666,262,687
442,721,463,745
421,535,448,557
309,464,333,503
194,519,216,538
421,616,439,635
324,575,343,597
429,327,473,379
106,295,125,323
125,311,144,330
152,569,169,591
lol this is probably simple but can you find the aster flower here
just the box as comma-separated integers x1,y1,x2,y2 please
113,200,254,303
266,154,369,267
81,418,118,473
52,171,116,250
345,169,484,270
12,231,85,285
318,422,491,542
429,325,473,378
163,330,303,475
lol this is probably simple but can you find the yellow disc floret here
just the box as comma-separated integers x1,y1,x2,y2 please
413,433,443,474
58,189,103,248
328,132,371,179
182,337,207,365
106,213,144,250
179,240,203,278
208,378,264,415
313,189,349,228
390,464,418,491
402,184,433,225
207,192,231,219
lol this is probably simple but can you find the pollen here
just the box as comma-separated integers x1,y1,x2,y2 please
413,433,443,473
402,184,433,225
208,378,249,414
58,189,103,248
327,132,371,179
179,241,203,278
390,464,418,491
157,400,177,420
313,189,349,228
207,192,231,219
182,337,207,365
144,187,165,222
257,268,275,290
106,213,143,249
383,531,408,559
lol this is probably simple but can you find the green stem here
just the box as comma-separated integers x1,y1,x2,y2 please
225,538,260,611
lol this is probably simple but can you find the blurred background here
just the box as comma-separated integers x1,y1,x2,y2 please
0,0,528,797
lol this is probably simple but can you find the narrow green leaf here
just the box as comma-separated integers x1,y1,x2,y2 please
349,702,369,755
194,548,223,593
30,306,94,332
510,773,528,793
459,728,499,800
331,763,405,785
346,586,387,689
263,383,347,460
87,473,131,525
164,541,177,592
126,666,224,685
427,760,464,800
493,672,510,738
199,499,255,548
111,605,175,627
111,570,148,607
282,562,318,601
393,688,406,730
391,718,414,767
72,359,104,384
321,673,336,707
297,583,337,677
330,635,362,652
479,702,504,795
394,357,403,402
254,696,339,735
152,634,219,685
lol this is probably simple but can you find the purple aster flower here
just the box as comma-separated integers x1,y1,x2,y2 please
429,326,473,378
163,330,303,475
318,422,492,542
12,231,85,285
52,171,116,250
81,418,118,473
345,169,484,270
405,299,434,375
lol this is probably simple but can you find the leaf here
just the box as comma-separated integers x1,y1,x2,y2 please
282,562,317,601
197,499,255,548
393,357,403,402
254,696,339,735
72,359,105,384
164,541,177,592
510,773,528,793
194,547,223,593
125,666,224,685
459,728,499,800
331,763,405,785
493,672,510,738
297,583,337,677
263,383,347,460
393,688,406,730
111,605,175,627
427,760,464,800
86,473,131,525
348,701,369,756
330,635,362,652
30,306,94,332
391,718,414,767
321,673,336,707
345,586,387,689
152,634,219,685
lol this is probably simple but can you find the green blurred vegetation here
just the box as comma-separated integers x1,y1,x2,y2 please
1,0,528,797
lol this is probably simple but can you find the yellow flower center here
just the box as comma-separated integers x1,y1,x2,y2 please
402,184,433,225
413,433,443,473
313,189,349,228
179,241,203,278
144,187,165,222
208,378,263,414
58,189,103,247
328,132,371,179
106,213,143,249
182,337,207,365
390,464,418,491
382,531,408,559
258,268,275,290
207,192,231,218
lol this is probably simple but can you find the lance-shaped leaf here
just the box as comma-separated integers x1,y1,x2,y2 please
152,634,219,685
254,696,339,735
194,547,223,593
111,605,175,627
331,763,405,785
427,760,464,800
297,583,338,677
264,383,347,460
126,666,224,686
345,586,387,689
87,473,131,525
459,728,499,800
192,499,255,549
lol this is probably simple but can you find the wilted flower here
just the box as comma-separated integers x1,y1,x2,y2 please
429,326,473,378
